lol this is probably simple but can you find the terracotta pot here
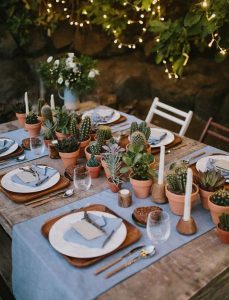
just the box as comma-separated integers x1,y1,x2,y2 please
55,131,71,141
208,196,229,225
165,183,199,216
86,164,101,179
101,158,111,178
44,139,52,148
216,225,229,244
79,137,91,158
84,145,102,162
199,188,213,210
59,149,80,168
107,178,120,193
119,133,129,149
146,143,152,154
38,116,44,123
16,113,26,127
25,121,42,137
130,177,153,199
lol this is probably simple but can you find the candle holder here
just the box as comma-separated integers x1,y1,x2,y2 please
176,216,197,235
151,183,167,204
48,142,60,159
118,189,132,208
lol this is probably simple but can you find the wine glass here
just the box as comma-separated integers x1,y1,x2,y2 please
73,166,91,192
146,211,171,245
30,135,45,156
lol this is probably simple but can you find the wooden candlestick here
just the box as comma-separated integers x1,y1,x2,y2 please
151,183,167,204
118,189,132,208
176,216,197,235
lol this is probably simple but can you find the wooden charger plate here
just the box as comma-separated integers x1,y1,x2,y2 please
107,114,127,126
151,135,182,155
0,175,70,203
0,146,24,162
41,204,142,268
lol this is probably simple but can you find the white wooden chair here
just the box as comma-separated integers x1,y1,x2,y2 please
145,97,193,136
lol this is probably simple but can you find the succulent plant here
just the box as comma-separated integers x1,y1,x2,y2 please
80,116,91,141
102,141,125,157
55,136,80,153
130,121,151,140
130,122,138,135
166,162,188,194
41,104,53,123
87,154,100,167
54,106,71,134
26,113,39,124
69,114,80,138
210,190,229,206
196,170,225,192
38,98,45,116
219,213,229,231
88,129,106,155
42,120,55,140
103,151,123,186
130,131,147,147
97,125,112,140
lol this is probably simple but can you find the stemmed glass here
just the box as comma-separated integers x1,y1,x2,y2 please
30,135,45,156
73,166,91,192
146,211,171,246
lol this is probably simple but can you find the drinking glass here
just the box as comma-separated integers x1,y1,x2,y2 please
73,166,91,192
30,135,45,156
146,211,171,245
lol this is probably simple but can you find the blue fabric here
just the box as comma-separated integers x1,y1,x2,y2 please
148,132,167,145
12,184,215,300
0,129,48,170
0,139,15,154
64,214,123,248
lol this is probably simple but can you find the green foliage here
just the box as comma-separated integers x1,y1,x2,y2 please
54,106,71,134
130,131,147,147
210,190,229,206
166,161,188,194
79,116,91,141
56,136,79,153
25,112,38,124
87,154,100,167
41,104,53,123
130,122,150,140
97,125,112,140
219,213,229,231
69,114,80,138
103,150,123,186
196,170,225,192
42,120,54,140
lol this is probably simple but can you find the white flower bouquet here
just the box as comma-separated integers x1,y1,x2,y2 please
39,53,99,95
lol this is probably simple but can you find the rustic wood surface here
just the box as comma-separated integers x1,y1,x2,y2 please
0,115,228,300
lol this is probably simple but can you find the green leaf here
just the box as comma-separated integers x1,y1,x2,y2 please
122,156,132,166
133,153,142,164
184,13,201,28
148,20,168,33
120,166,130,174
155,52,164,64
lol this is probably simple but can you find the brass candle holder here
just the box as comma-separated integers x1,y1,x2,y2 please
151,183,167,204
176,216,197,235
118,189,132,208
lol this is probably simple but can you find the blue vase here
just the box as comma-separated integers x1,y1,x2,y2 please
58,88,80,110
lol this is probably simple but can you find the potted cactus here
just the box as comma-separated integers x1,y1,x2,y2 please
37,98,46,122
25,113,42,137
208,190,229,224
165,162,199,215
130,121,151,140
216,213,229,244
85,129,106,161
42,120,55,147
54,106,71,140
129,131,152,155
96,125,112,142
55,136,80,168
13,101,31,127
196,170,225,210
120,144,155,198
86,154,101,179
41,103,53,124
79,116,91,155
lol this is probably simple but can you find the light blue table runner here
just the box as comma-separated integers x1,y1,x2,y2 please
12,186,215,300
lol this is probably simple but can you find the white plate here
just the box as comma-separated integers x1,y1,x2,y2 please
49,211,127,258
0,138,18,158
149,128,175,148
1,165,60,193
83,107,120,124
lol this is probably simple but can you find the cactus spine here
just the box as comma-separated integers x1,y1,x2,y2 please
210,190,229,206
80,116,91,142
130,131,147,147
69,115,80,138
87,154,100,167
97,125,112,140
166,162,188,194
41,104,53,123
130,121,150,140
130,122,138,136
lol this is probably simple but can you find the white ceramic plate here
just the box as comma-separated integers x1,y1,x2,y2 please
149,128,175,148
1,165,60,193
82,107,120,124
49,211,127,258
0,138,18,158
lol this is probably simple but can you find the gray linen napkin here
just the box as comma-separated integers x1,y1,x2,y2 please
148,132,167,145
0,139,15,154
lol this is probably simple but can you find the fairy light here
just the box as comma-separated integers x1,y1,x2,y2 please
202,1,208,8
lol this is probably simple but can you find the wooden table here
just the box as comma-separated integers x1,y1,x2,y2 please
0,118,228,300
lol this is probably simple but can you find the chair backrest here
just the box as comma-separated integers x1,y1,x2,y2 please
199,117,229,143
145,97,193,136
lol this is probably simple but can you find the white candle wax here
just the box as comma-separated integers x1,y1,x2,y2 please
39,78,45,98
50,94,55,110
183,168,193,221
158,145,165,184
120,189,130,196
24,92,29,115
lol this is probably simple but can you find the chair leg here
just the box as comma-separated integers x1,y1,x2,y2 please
199,117,213,142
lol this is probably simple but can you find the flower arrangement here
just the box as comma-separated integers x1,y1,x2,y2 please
39,53,99,94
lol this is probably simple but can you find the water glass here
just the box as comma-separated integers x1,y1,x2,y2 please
73,166,91,192
30,135,45,156
146,211,171,245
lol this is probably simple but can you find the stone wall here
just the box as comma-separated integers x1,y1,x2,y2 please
0,23,228,125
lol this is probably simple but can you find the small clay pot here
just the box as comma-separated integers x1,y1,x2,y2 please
199,188,213,210
86,164,101,179
107,178,120,193
216,224,229,244
16,113,26,127
59,149,80,168
84,145,102,162
25,121,42,137
130,177,153,199
208,196,229,225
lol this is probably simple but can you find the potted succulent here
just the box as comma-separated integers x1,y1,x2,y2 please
55,136,80,168
54,106,71,140
41,103,54,124
196,170,225,210
120,144,155,198
79,116,91,156
165,162,199,215
96,125,112,142
208,190,229,225
25,113,42,137
13,101,31,127
86,154,101,179
128,131,152,156
42,120,55,147
85,129,106,161
37,98,46,122
216,213,229,244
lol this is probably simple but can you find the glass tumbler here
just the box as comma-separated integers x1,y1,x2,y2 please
73,166,91,192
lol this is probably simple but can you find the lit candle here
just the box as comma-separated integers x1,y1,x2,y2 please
24,92,29,115
183,168,193,221
158,146,165,184
50,94,55,110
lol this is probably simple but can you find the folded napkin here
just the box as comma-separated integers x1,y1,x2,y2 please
91,108,114,123
207,158,229,179
64,213,123,248
11,165,58,187
0,139,15,155
148,132,167,145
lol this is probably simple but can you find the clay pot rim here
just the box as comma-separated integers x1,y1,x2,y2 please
86,163,101,169
80,136,91,145
208,195,229,208
217,223,229,233
165,183,199,197
16,112,26,116
25,120,42,126
199,186,224,193
130,175,153,183
59,149,80,157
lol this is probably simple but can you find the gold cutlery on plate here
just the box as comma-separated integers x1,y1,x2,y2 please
183,151,206,164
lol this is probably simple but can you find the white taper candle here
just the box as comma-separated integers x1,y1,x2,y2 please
50,94,55,110
158,145,165,184
183,168,193,221
39,78,45,98
24,92,29,115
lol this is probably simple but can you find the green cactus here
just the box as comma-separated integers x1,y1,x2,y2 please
38,98,45,116
130,131,147,147
89,142,101,155
80,116,91,142
130,121,151,140
130,122,138,136
97,125,112,140
87,154,100,167
219,213,229,231
69,115,80,138
210,190,229,206
26,113,39,124
41,104,53,123
166,162,188,194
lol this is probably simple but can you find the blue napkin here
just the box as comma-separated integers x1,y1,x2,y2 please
148,132,167,145
64,213,123,248
207,158,229,179
91,109,114,123
11,165,58,187
0,139,15,154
